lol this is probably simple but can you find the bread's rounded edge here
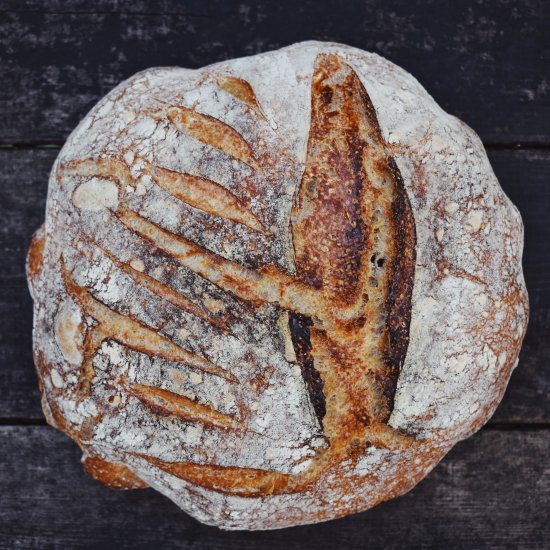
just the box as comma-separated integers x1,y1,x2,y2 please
26,223,46,301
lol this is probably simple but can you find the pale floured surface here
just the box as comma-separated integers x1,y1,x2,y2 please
71,177,119,212
54,302,84,366
28,41,528,529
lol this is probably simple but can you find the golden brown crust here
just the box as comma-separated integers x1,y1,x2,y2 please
291,54,417,425
83,455,149,489
127,383,240,429
148,104,260,170
217,75,265,116
141,158,266,233
26,224,45,296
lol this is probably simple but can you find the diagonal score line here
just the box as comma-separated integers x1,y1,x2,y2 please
140,157,266,233
61,265,237,383
146,103,261,171
127,383,240,429
61,156,265,232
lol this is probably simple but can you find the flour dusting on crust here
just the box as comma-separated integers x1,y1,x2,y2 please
27,41,528,530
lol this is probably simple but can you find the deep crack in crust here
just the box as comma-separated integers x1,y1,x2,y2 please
27,42,527,528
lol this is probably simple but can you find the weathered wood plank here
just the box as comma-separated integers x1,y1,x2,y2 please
0,278,39,417
0,149,49,279
0,0,549,144
0,148,549,422
2,0,221,13
0,149,49,418
0,426,547,549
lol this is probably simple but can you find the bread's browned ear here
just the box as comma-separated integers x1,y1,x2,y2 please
291,53,371,305
291,53,415,319
290,53,416,417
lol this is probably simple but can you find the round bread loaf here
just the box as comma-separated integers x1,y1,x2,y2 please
27,41,528,530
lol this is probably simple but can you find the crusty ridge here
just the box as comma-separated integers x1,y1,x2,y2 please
291,54,416,427
33,53,417,495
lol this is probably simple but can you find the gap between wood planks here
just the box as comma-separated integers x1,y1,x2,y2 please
1,417,549,430
2,142,550,150
0,9,221,18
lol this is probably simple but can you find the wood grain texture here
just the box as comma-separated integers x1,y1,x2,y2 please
1,148,548,423
0,425,547,549
0,0,549,144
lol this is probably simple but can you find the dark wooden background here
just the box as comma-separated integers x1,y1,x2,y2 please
1,1,549,548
